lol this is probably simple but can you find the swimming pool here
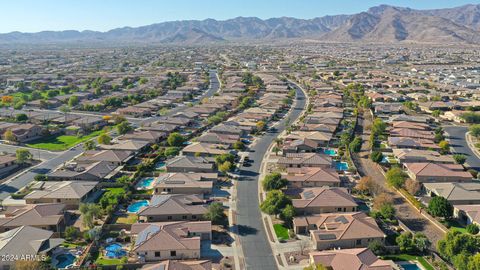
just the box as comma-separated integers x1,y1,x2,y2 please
136,177,154,189
105,243,127,258
127,200,149,213
400,263,422,270
334,161,349,171
323,148,337,156
54,253,75,268
155,161,166,169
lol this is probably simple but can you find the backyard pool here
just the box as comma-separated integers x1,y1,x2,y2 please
105,243,127,258
334,161,349,171
127,200,149,213
136,177,155,190
322,148,337,156
54,253,76,269
400,263,422,270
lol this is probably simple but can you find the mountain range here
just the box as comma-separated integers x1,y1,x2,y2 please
2,4,480,44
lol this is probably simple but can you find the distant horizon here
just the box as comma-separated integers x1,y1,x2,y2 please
0,0,479,34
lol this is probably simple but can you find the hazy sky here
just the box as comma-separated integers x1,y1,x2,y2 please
0,0,478,33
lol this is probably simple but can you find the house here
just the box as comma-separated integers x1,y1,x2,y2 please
71,116,107,131
283,167,341,188
278,153,332,169
141,260,212,270
388,137,440,150
309,248,396,270
0,226,64,268
392,148,455,164
181,142,230,157
404,162,472,183
117,106,152,117
196,132,240,146
282,138,318,154
24,181,98,209
292,187,358,215
48,161,119,181
153,173,215,195
137,194,208,222
119,130,166,144
423,182,480,205
76,150,133,166
0,203,66,233
99,139,150,152
454,204,480,226
1,124,43,143
131,221,211,262
210,123,247,137
165,156,215,173
0,155,18,176
293,212,385,250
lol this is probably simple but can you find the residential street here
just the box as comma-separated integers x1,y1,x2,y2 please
235,83,306,270
444,125,480,170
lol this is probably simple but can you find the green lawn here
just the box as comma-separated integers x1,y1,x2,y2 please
26,130,104,151
105,187,126,196
95,256,123,266
273,224,289,240
442,219,468,233
382,254,434,270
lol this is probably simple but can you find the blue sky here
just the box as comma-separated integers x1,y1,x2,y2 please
0,0,478,33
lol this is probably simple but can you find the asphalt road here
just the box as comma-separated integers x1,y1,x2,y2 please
235,83,306,270
444,125,480,170
0,144,84,200
0,143,59,161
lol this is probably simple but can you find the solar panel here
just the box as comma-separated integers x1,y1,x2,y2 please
151,195,170,206
334,216,348,224
303,191,315,199
136,225,160,246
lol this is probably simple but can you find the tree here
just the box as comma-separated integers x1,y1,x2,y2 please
379,203,396,219
355,176,377,195
349,136,363,153
218,161,233,173
439,140,450,153
262,172,288,191
373,193,394,211
84,140,96,150
16,149,32,164
97,133,112,145
3,129,16,142
469,124,480,138
204,202,227,225
256,121,266,132
368,240,387,255
432,110,442,117
467,224,479,235
15,113,28,122
272,146,281,155
453,252,470,270
303,264,327,270
34,174,48,181
396,232,415,253
438,230,478,261
164,147,179,157
68,96,79,107
167,132,184,147
404,178,420,195
260,190,291,216
233,141,245,151
280,204,295,224
116,121,132,135
65,226,80,241
467,253,480,270
385,167,407,188
453,154,467,165
370,151,383,163
428,196,453,219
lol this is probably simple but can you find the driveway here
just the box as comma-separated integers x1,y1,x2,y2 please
235,83,306,270
444,125,480,170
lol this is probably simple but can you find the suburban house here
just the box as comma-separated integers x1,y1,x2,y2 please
137,194,208,222
309,248,396,270
292,187,358,215
293,212,385,250
282,138,318,154
48,161,119,181
0,226,64,268
0,203,66,233
423,182,480,205
404,162,472,183
131,221,211,262
278,153,332,169
0,123,44,143
181,142,230,157
283,167,341,188
153,173,215,195
24,181,98,209
388,137,440,150
119,130,166,144
0,155,18,176
454,204,480,227
165,156,215,173
392,148,455,164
